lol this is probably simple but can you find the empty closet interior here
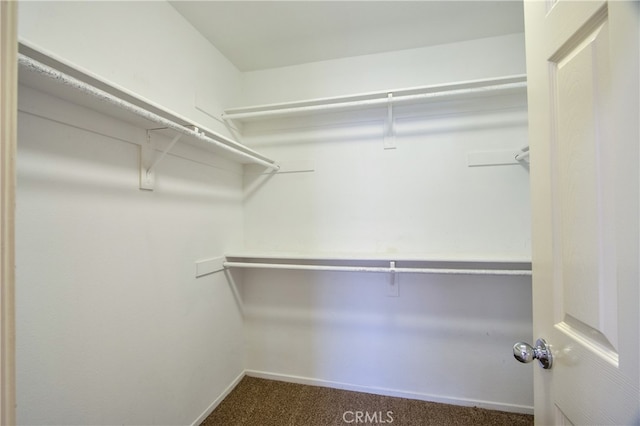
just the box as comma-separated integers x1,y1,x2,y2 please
15,2,533,425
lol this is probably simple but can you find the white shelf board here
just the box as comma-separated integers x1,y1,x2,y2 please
225,251,532,266
224,252,532,277
223,74,527,123
17,43,275,166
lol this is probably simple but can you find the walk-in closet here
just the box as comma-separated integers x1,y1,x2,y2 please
10,1,639,425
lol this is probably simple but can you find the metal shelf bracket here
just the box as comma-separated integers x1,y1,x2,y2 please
383,93,396,150
139,131,182,191
388,261,399,297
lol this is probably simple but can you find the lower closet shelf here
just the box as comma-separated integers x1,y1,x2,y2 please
223,253,532,277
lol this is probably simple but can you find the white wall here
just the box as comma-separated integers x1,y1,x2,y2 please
16,85,245,426
242,102,530,257
18,1,240,137
240,33,526,105
242,270,533,411
16,2,245,424
239,34,533,412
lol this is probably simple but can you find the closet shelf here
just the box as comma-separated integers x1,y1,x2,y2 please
222,74,527,123
17,45,279,174
224,252,532,277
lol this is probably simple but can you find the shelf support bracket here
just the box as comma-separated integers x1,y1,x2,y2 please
388,261,399,297
384,93,396,150
515,145,530,161
140,132,181,191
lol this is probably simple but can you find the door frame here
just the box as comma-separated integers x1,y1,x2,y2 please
0,0,17,424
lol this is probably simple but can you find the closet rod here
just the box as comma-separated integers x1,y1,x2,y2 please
18,54,280,171
223,261,532,276
222,75,527,121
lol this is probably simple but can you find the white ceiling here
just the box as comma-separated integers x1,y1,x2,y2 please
169,1,525,72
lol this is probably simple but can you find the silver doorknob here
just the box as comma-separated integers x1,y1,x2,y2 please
513,338,552,369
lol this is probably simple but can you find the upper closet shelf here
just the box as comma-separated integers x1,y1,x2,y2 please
17,45,280,186
222,74,527,123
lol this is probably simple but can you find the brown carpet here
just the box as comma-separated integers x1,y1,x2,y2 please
200,377,533,426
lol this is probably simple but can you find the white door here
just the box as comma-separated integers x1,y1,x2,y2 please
523,0,639,424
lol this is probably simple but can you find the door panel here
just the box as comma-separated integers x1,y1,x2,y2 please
551,14,618,355
525,1,639,424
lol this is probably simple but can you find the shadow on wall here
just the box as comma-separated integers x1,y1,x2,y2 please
239,268,533,406
18,111,243,206
241,93,528,149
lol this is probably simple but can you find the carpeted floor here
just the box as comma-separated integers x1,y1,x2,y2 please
200,377,533,426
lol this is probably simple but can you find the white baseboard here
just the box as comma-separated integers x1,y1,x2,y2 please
245,369,534,416
190,371,246,426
